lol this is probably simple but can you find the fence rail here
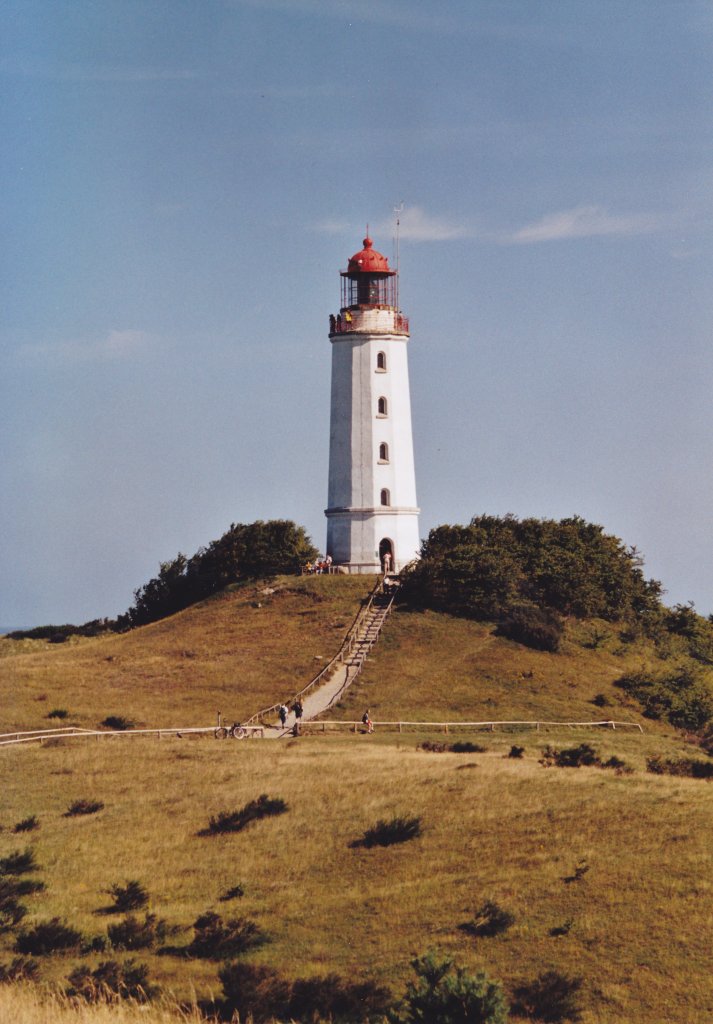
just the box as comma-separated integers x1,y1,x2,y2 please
300,719,644,734
0,725,264,748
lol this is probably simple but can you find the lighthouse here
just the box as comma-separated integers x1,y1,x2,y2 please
325,234,420,573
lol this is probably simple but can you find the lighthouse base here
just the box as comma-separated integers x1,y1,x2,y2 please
325,506,420,575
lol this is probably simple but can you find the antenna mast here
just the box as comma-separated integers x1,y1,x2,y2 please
393,202,404,310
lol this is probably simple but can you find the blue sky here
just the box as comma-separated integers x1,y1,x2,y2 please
2,0,713,626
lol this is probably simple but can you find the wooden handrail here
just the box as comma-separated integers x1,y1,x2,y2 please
303,719,644,733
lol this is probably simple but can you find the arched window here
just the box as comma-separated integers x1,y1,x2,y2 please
380,488,391,506
377,396,388,416
376,351,387,371
379,442,389,462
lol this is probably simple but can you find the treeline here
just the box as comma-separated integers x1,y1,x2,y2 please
8,521,318,639
401,515,665,651
118,520,318,629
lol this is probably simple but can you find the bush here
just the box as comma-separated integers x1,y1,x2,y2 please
591,693,610,708
67,959,157,1003
47,708,69,720
290,972,392,1023
65,799,104,817
219,884,245,902
187,912,267,959
0,897,27,931
218,961,290,1023
615,666,713,732
107,913,168,950
0,957,39,983
15,917,83,955
540,744,599,768
512,970,583,1022
351,815,422,849
392,951,508,1024
13,816,39,833
106,880,149,912
419,740,448,753
450,741,487,754
508,745,525,758
200,794,288,836
496,605,564,653
101,716,134,731
646,755,713,779
0,848,38,875
460,900,515,938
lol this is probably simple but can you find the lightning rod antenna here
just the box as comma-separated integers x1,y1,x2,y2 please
393,202,404,310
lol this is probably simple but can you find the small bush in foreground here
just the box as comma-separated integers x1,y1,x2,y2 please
508,745,525,758
391,951,508,1024
101,716,135,731
200,794,288,835
107,913,168,950
15,918,83,955
67,959,157,1003
460,900,515,938
64,799,104,817
106,880,149,913
12,817,39,834
646,755,713,779
188,912,267,959
351,815,422,849
47,708,69,720
290,972,392,1023
219,884,245,902
450,741,487,753
0,957,39,983
0,849,38,875
218,961,290,1023
512,969,583,1022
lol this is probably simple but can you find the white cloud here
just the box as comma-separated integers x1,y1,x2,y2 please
317,206,468,243
509,205,659,244
19,330,154,363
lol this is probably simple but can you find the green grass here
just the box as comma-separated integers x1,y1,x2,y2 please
1,577,712,1021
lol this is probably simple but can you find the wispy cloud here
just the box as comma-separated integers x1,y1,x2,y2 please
19,330,155,363
316,206,468,243
0,58,198,83
508,205,660,244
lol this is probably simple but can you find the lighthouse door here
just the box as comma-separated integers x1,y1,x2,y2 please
379,538,394,574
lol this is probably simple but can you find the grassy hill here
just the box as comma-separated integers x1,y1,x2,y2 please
1,576,712,1023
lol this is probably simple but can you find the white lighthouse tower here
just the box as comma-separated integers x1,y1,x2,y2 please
325,234,420,573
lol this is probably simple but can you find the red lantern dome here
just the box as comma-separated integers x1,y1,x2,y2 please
345,237,394,276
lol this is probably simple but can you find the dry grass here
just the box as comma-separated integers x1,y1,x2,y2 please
0,576,374,732
0,985,204,1023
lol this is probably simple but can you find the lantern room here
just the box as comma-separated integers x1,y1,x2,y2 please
340,236,397,309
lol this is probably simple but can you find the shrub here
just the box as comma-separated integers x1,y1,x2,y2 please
47,708,69,719
646,755,713,779
419,740,448,753
290,972,392,1023
496,605,564,653
65,799,104,817
0,957,39,983
563,861,589,884
591,693,610,708
393,951,508,1024
351,815,422,849
200,794,288,836
15,917,83,955
219,884,245,902
512,970,583,1022
218,961,290,1023
187,912,267,959
0,897,27,930
508,745,525,758
67,959,156,1002
107,913,167,950
450,741,487,753
540,744,598,768
13,816,39,833
0,848,38,875
106,880,149,913
461,900,515,938
615,666,713,732
101,716,135,731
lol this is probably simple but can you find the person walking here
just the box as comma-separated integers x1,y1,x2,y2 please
292,699,303,723
278,704,288,728
362,708,374,734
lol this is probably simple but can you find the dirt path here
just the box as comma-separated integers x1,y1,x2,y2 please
261,662,352,737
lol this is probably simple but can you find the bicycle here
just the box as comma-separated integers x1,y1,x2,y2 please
214,721,248,740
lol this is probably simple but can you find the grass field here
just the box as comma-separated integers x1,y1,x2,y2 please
1,577,712,1022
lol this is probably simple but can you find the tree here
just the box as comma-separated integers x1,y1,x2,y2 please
391,952,508,1024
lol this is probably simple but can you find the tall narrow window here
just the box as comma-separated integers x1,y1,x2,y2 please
379,442,389,462
380,488,391,506
376,351,387,371
377,396,388,416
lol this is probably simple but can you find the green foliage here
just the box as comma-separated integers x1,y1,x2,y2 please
107,913,168,950
351,815,423,849
64,799,104,817
460,900,515,938
200,794,288,836
7,619,117,641
496,604,564,652
512,969,583,1022
67,959,157,1002
106,880,149,912
401,515,663,630
218,961,290,1023
121,520,319,628
187,912,267,959
390,951,508,1024
646,755,713,779
615,665,713,731
541,743,599,768
15,917,84,955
